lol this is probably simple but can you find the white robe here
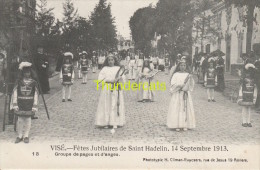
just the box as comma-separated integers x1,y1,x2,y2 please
136,67,155,101
167,72,196,129
95,66,126,126
128,59,137,79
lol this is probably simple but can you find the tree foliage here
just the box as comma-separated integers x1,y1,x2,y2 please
129,6,156,55
90,0,117,50
129,0,193,56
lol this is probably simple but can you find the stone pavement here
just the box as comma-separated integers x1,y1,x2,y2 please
0,68,259,145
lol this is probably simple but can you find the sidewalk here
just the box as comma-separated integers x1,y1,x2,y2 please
0,72,61,132
223,72,240,102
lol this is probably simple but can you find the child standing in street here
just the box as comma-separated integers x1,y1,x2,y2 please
137,59,155,102
204,58,217,102
10,62,39,143
237,63,258,127
128,55,136,80
60,52,75,102
167,57,195,131
77,52,82,79
80,51,89,84
95,54,126,134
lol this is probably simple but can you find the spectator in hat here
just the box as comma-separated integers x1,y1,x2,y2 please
215,53,225,92
34,46,50,94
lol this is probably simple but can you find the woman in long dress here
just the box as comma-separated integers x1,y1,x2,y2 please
95,54,126,133
167,58,196,131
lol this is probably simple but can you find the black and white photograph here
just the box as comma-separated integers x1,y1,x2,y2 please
0,0,260,169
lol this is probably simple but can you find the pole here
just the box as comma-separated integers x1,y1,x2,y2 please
31,54,50,120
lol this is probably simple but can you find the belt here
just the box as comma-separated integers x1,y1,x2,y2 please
106,82,122,91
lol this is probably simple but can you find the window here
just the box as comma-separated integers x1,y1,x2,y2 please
27,0,33,8
206,44,210,54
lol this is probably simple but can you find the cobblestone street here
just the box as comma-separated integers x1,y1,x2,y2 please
0,69,260,145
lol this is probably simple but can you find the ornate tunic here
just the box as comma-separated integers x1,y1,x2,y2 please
238,78,258,106
10,79,39,116
204,68,217,88
60,64,74,85
81,58,88,73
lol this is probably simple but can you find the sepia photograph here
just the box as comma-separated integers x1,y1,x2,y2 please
0,0,260,169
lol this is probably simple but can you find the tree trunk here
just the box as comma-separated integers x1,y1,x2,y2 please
246,4,255,53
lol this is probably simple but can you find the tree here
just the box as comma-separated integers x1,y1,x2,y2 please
74,17,93,53
225,0,260,53
90,0,117,50
61,0,79,52
35,0,56,53
192,0,219,53
129,6,156,55
153,0,193,55
62,0,78,31
36,0,55,37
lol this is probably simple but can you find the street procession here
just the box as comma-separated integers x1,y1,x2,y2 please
0,0,260,147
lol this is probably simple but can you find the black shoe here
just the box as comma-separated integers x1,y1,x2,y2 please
211,99,216,102
31,115,38,120
15,137,23,143
62,99,65,102
247,123,252,127
242,123,247,127
68,99,72,102
208,99,211,102
24,137,29,143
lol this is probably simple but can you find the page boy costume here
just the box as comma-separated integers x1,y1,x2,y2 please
204,58,217,102
237,63,258,127
10,62,39,143
80,51,89,84
60,52,75,102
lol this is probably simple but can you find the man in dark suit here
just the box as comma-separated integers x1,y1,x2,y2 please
35,46,50,94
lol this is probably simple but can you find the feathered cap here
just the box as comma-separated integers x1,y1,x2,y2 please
82,51,87,55
107,53,114,58
179,56,187,63
64,52,73,59
245,63,255,70
19,62,32,70
208,57,215,63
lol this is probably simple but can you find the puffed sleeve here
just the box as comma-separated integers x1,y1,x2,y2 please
170,73,180,92
237,85,243,103
59,69,63,79
254,85,258,104
33,85,39,111
10,85,18,110
98,67,106,81
72,68,75,79
204,72,207,84
188,76,195,92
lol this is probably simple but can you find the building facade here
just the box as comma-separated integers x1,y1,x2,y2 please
192,1,260,75
117,34,134,52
